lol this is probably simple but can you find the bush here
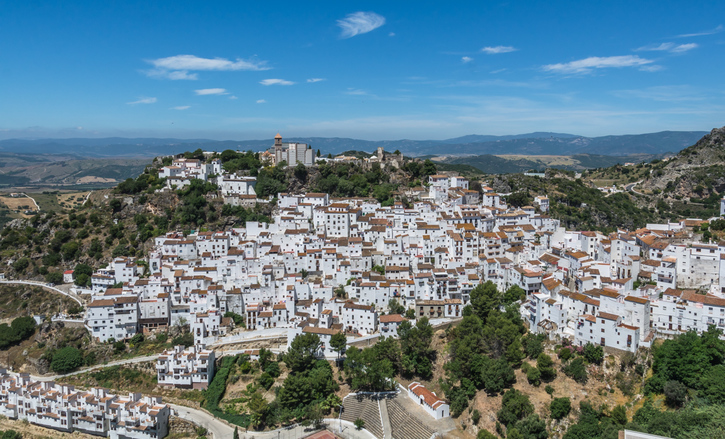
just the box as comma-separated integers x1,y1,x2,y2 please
537,353,556,381
51,347,83,373
45,271,64,284
472,409,481,425
550,397,571,420
354,418,365,430
545,385,554,396
582,343,603,365
497,389,533,426
664,380,687,407
563,358,588,384
0,316,37,349
558,347,572,362
527,367,541,386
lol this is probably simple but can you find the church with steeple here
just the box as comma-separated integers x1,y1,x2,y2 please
270,133,314,167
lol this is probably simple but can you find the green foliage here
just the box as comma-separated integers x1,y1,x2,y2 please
526,366,541,387
344,342,397,392
663,380,688,407
522,333,545,359
469,281,502,323
51,346,83,373
504,285,526,305
12,257,30,273
497,389,533,427
545,385,554,396
224,311,245,327
388,298,405,315
220,150,261,174
399,317,435,379
477,429,497,439
204,354,251,428
0,316,36,349
563,358,588,384
537,353,556,382
645,327,725,396
550,397,571,420
284,333,322,373
354,418,365,430
45,271,63,284
172,332,194,347
472,409,481,425
278,361,339,411
329,331,347,357
582,343,603,365
629,399,725,439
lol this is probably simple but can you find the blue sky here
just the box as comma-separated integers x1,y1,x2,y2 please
1,0,724,140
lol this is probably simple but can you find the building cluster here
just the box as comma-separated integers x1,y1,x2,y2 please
78,165,725,366
0,370,169,439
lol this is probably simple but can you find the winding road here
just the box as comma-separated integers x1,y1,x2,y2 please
0,280,83,305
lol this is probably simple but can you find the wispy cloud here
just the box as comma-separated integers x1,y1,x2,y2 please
461,56,473,63
127,97,157,105
344,88,368,96
337,12,385,38
229,96,238,100
481,46,517,54
194,88,228,95
145,54,270,80
677,24,723,38
612,85,705,102
256,99,266,104
171,105,190,110
543,55,653,74
307,78,326,83
260,79,294,86
636,42,698,53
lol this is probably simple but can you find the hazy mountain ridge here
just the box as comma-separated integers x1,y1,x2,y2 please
0,130,707,159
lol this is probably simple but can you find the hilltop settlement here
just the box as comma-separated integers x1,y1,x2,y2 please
4,132,725,439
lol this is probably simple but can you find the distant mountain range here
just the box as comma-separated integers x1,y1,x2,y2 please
0,130,708,158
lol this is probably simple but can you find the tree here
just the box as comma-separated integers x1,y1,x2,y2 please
522,333,545,359
10,317,37,341
284,333,322,373
504,285,526,305
330,331,347,358
582,343,603,365
247,391,269,429
550,397,571,420
422,159,437,176
294,162,308,181
497,389,533,427
45,271,63,284
469,281,502,322
233,427,239,439
477,430,497,439
663,380,687,407
388,298,406,315
399,317,435,379
526,366,541,386
611,405,627,426
563,358,588,384
12,258,30,273
354,418,365,430
51,347,84,373
537,353,556,381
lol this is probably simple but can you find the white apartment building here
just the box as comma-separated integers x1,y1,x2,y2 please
156,344,215,390
0,371,169,439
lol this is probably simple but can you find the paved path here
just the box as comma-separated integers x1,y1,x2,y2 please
211,327,288,347
379,398,391,439
30,354,159,381
0,280,83,305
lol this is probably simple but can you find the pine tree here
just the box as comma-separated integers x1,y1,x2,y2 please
233,427,239,439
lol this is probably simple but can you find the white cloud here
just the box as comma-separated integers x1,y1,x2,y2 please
148,54,270,71
194,88,228,95
229,96,238,100
542,55,653,74
171,105,190,110
337,12,385,38
481,46,517,54
256,99,266,104
145,54,270,80
127,97,157,105
307,78,326,83
389,32,396,37
639,65,665,72
677,25,723,38
345,88,368,95
636,42,698,53
462,56,473,63
260,79,295,86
